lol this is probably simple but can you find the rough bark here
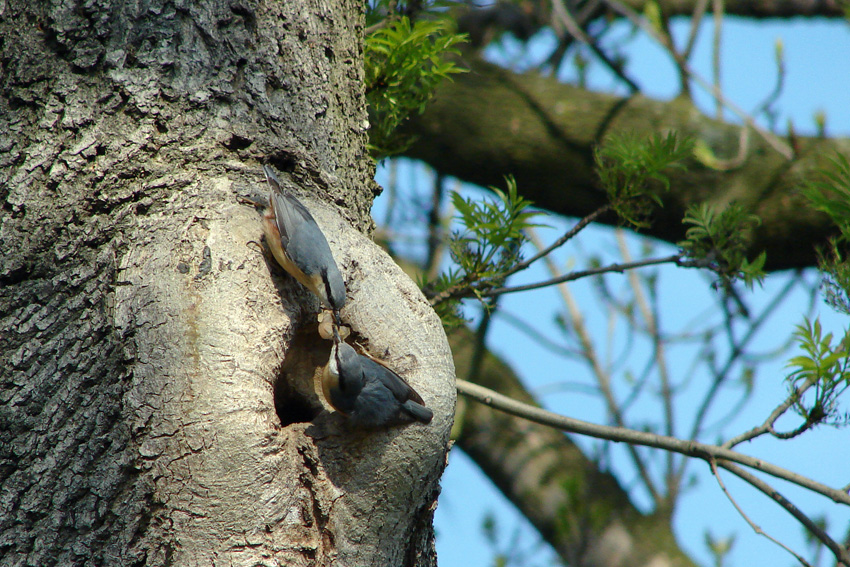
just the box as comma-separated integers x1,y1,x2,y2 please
403,57,849,271
0,1,455,566
449,330,696,567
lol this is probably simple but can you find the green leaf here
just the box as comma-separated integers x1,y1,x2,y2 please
678,202,765,289
423,177,547,327
595,131,693,228
365,15,467,159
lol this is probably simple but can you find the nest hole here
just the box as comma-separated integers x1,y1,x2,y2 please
273,326,332,427
274,379,319,426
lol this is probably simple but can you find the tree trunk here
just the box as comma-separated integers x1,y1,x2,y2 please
0,2,455,566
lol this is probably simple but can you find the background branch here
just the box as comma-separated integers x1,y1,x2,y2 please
403,58,848,271
456,379,850,506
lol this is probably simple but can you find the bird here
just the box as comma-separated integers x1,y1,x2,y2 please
260,165,346,323
322,329,433,428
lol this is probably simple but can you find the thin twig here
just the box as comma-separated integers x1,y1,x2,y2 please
425,206,614,306
752,35,786,129
617,232,677,501
674,274,800,487
602,0,793,159
528,228,662,504
508,205,612,278
682,0,711,62
686,274,799,442
724,380,816,448
712,0,724,120
708,459,816,567
477,254,683,298
365,19,387,36
717,460,850,567
466,299,497,385
495,310,576,357
550,0,640,91
455,378,850,506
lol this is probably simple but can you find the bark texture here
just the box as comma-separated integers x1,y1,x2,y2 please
403,57,849,271
0,1,455,566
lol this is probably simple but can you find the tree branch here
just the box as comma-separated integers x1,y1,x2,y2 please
527,228,663,504
603,0,794,158
714,460,850,567
455,379,850,506
708,459,816,567
428,254,684,305
448,329,699,567
403,57,847,271
616,0,846,18
507,205,612,278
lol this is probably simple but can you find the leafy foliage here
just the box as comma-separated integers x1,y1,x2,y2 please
786,318,850,427
595,132,693,228
801,153,850,313
365,15,467,158
678,203,766,289
421,176,544,326
816,243,850,315
802,153,850,235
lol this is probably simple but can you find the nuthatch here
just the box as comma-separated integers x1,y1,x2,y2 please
322,330,433,428
261,165,346,322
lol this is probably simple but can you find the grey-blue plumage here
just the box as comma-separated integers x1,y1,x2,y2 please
261,166,346,316
323,339,433,428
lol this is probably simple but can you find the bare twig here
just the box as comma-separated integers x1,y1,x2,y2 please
712,0,724,120
495,309,576,357
602,0,794,159
461,375,850,565
507,205,612,278
477,255,683,298
550,0,640,92
682,0,711,62
724,380,817,448
425,205,614,306
466,298,498,384
528,229,662,504
616,232,678,500
455,378,850,506
717,460,850,566
365,20,387,36
686,274,799,443
708,459,815,567
752,37,786,129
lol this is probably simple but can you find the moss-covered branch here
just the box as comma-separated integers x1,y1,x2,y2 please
402,57,850,270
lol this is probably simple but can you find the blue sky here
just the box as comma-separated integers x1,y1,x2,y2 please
374,12,850,567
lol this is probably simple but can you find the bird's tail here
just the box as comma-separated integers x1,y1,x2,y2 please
403,401,434,424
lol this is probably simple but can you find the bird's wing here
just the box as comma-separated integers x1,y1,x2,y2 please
359,355,425,406
270,191,325,260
